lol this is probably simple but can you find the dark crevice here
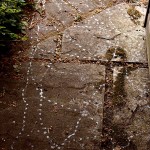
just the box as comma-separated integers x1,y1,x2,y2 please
11,57,149,68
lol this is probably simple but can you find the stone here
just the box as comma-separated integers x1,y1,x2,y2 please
33,36,57,59
94,0,114,7
145,8,150,75
0,61,105,150
66,0,97,14
29,17,63,42
61,3,147,62
0,1,149,150
45,0,75,26
112,67,150,149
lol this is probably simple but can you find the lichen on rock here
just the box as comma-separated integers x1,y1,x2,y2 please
105,46,127,61
127,6,142,24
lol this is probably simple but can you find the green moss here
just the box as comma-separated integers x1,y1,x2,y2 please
127,7,141,20
113,67,137,107
105,47,127,61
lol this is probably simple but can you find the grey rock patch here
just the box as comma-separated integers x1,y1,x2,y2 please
29,17,63,42
66,0,97,13
45,0,75,26
126,106,150,150
62,3,147,62
94,0,113,7
34,36,57,59
0,62,105,150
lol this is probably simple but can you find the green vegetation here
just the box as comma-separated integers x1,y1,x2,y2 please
0,0,33,50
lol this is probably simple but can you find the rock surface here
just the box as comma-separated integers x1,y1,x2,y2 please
113,67,150,150
62,3,147,62
0,63,105,150
0,1,149,150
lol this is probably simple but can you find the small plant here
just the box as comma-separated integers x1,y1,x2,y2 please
0,0,34,51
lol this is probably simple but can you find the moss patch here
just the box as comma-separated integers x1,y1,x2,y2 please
113,67,137,107
105,47,127,61
127,7,141,24
113,67,127,107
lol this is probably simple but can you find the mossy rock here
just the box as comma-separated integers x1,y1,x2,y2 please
127,7,142,20
74,14,82,22
105,46,127,61
113,67,137,107
113,67,127,107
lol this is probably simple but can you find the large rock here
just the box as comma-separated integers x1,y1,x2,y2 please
112,67,150,150
45,0,75,26
33,36,57,59
61,3,147,62
0,62,105,150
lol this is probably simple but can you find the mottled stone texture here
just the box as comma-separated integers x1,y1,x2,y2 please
62,3,147,62
113,67,150,150
0,1,149,150
66,0,97,13
0,62,105,150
